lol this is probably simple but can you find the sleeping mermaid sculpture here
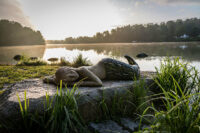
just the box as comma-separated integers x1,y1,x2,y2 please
43,55,140,87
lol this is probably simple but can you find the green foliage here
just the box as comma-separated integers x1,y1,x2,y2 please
141,79,200,133
0,66,59,89
154,57,199,95
0,90,4,95
17,90,29,118
44,81,88,133
59,57,71,66
48,18,200,43
130,79,149,115
72,54,92,68
138,58,200,133
0,19,45,46
98,79,149,121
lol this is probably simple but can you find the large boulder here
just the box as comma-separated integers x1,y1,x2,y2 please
0,72,155,122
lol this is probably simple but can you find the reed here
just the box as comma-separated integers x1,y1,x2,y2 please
72,54,92,68
137,57,200,132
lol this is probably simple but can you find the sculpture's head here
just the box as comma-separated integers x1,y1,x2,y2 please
55,67,79,83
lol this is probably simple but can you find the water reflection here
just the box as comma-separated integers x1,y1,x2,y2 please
43,47,200,72
43,48,115,64
46,42,200,61
0,45,45,64
0,42,200,71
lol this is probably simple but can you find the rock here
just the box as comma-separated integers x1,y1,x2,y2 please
120,118,139,132
48,58,58,62
142,124,150,130
13,55,23,61
30,57,38,60
136,53,148,58
0,72,155,122
89,120,129,133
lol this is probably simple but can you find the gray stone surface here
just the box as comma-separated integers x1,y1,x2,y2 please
0,72,155,121
120,118,139,132
89,120,129,133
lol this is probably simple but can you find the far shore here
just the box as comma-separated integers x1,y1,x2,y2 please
0,41,200,47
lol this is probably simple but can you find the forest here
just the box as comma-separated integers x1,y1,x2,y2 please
48,18,200,44
0,20,45,46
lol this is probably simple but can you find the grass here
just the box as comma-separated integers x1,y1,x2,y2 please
0,81,88,133
59,57,71,66
44,82,88,133
71,54,92,68
98,79,149,122
0,54,92,89
154,57,198,95
138,78,200,133
137,57,200,132
0,66,59,89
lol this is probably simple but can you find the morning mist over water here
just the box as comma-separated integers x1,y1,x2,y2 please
1,42,200,71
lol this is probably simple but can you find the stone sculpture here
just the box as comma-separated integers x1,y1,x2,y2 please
44,55,140,86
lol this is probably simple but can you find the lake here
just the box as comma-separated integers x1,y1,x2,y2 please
0,42,200,71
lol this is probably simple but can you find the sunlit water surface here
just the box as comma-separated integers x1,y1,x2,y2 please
0,42,200,72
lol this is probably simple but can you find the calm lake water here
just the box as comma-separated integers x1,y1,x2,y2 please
0,42,200,71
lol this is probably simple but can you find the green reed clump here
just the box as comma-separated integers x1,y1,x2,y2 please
137,58,200,133
98,89,130,120
45,81,88,133
98,79,149,121
72,54,92,68
59,57,71,66
139,78,200,133
154,57,198,95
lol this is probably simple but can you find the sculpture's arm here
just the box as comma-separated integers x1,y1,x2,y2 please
75,67,103,87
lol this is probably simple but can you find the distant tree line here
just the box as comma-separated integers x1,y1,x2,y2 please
48,18,200,44
0,20,45,46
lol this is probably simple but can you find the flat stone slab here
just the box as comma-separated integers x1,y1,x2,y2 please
0,72,155,121
89,118,150,133
89,120,129,133
120,118,139,132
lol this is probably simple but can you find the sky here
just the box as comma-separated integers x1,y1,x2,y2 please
0,0,200,40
